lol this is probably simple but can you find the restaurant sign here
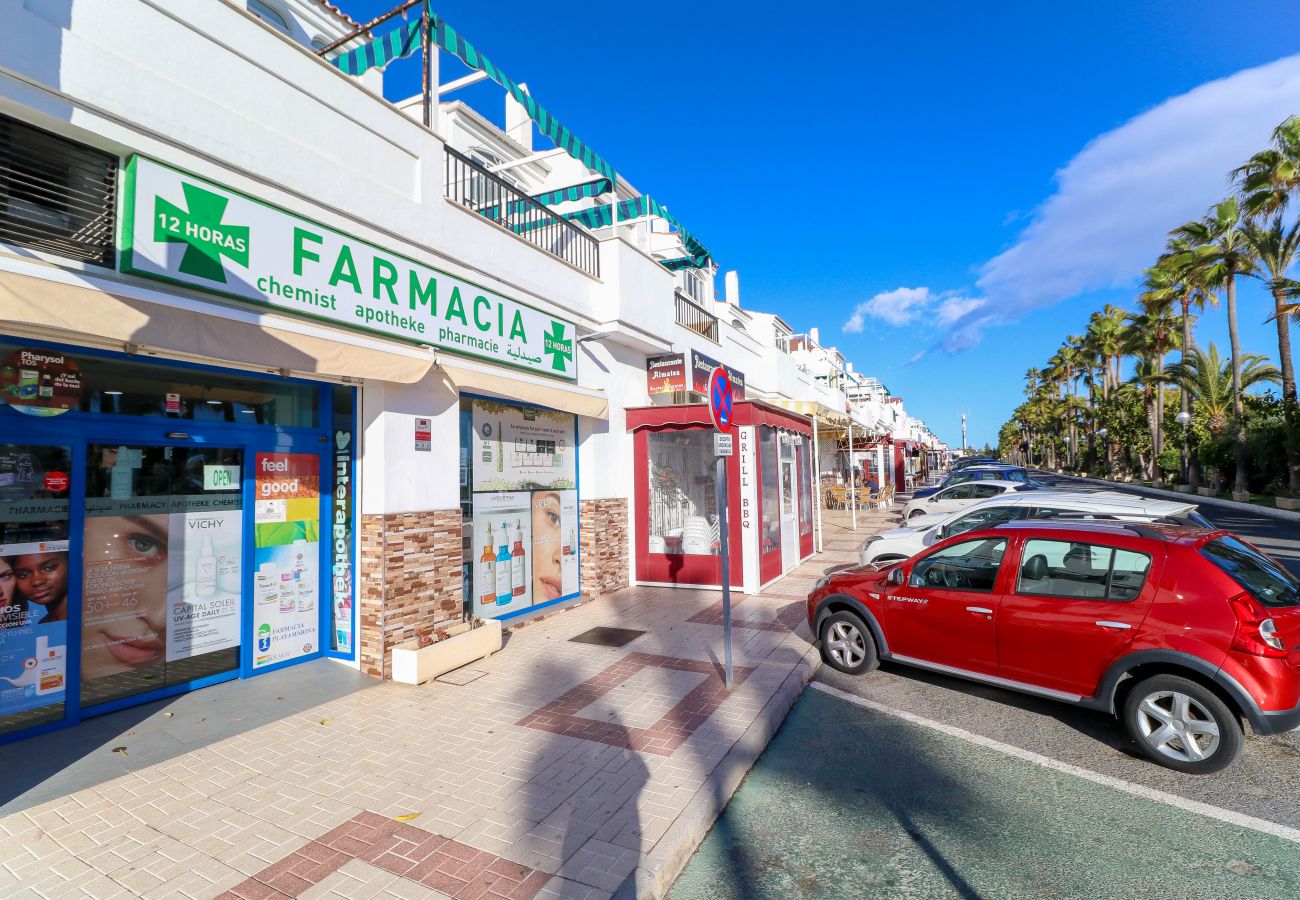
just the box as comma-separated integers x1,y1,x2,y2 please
120,156,576,381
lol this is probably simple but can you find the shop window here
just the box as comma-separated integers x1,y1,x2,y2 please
461,398,579,618
0,340,319,428
796,436,812,536
647,431,718,556
0,444,72,736
0,114,117,267
759,426,779,556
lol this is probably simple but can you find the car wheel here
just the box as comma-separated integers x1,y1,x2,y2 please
1122,675,1242,774
819,611,878,675
908,509,926,519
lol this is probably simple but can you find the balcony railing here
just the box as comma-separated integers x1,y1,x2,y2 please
444,147,600,277
675,291,718,342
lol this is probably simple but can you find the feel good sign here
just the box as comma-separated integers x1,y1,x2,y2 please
121,156,577,381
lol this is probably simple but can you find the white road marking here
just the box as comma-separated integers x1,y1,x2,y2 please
809,680,1300,845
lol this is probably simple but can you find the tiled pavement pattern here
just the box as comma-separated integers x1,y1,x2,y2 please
0,506,898,900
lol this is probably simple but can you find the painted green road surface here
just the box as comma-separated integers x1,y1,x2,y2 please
670,687,1300,899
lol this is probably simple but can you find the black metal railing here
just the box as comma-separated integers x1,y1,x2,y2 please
675,291,718,342
444,147,599,278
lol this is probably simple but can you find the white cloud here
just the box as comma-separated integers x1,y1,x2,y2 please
935,296,986,327
945,54,1300,347
844,286,933,330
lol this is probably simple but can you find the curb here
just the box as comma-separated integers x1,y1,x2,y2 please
1066,475,1300,524
613,644,822,900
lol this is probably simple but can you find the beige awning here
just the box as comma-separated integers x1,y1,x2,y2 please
767,399,850,428
0,270,433,383
435,355,609,419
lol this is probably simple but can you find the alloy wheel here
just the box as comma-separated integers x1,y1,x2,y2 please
1133,690,1221,763
826,620,866,668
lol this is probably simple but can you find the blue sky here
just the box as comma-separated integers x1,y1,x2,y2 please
339,1,1300,447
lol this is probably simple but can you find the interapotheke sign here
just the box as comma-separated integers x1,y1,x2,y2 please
120,156,576,381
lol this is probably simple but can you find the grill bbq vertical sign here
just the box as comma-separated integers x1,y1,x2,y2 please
120,156,577,380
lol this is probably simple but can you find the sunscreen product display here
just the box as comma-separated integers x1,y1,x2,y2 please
511,520,526,597
292,540,315,612
279,571,296,614
256,563,279,607
478,522,496,606
495,524,512,605
195,535,217,598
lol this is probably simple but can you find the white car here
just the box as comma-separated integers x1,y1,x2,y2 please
902,479,1031,521
861,490,1212,566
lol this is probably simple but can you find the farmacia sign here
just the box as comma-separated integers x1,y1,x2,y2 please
120,156,576,380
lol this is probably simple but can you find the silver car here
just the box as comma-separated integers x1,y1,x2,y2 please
902,479,1033,521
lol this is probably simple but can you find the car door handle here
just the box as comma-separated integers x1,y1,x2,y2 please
1095,620,1131,630
966,606,993,615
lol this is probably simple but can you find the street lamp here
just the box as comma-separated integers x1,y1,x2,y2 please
1096,428,1109,477
1176,410,1192,485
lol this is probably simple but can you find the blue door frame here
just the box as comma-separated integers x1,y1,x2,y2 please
0,340,357,745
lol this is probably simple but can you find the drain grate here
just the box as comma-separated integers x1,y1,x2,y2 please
568,627,646,648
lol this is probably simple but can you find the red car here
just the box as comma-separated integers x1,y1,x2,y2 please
806,520,1300,773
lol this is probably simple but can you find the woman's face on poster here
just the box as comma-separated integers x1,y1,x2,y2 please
532,492,563,602
12,552,68,611
0,557,13,604
80,515,170,678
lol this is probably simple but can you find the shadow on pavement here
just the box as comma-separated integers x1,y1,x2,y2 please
0,658,378,814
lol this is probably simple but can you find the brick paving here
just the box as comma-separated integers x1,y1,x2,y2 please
0,506,897,900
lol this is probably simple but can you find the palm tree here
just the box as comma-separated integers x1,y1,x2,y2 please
1167,344,1279,444
1125,288,1182,482
1085,306,1127,397
1170,199,1257,494
1242,216,1300,493
1233,115,1300,219
1154,242,1216,486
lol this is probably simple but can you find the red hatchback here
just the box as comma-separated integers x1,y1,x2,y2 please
806,520,1300,773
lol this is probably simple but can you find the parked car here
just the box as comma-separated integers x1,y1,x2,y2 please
809,520,1300,773
903,480,1034,521
950,456,998,471
861,490,1212,566
912,465,1036,500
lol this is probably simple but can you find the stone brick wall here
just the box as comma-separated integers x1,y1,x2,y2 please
579,498,629,597
358,509,462,679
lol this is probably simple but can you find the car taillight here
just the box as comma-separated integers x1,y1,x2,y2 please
1229,593,1287,658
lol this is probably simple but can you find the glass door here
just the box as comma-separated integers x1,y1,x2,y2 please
0,443,73,737
81,443,244,710
779,456,798,572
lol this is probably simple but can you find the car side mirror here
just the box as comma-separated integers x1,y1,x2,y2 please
887,567,905,586
928,496,937,503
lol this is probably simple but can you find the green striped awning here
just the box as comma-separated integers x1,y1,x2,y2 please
532,178,613,206
432,18,615,182
331,20,421,76
328,6,712,268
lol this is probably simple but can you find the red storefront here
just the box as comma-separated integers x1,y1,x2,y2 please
627,401,815,591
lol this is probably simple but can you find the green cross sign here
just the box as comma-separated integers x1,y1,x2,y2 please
154,182,250,283
543,321,573,373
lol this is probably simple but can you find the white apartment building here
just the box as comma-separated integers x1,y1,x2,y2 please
0,0,941,744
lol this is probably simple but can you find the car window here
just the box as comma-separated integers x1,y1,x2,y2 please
1003,470,1029,482
1201,536,1300,608
911,538,1007,593
1016,539,1152,601
943,506,1021,538
969,484,1003,499
946,473,973,486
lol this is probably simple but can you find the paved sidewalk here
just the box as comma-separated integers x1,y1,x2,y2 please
0,507,897,900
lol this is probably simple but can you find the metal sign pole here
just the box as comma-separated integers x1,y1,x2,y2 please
716,453,733,689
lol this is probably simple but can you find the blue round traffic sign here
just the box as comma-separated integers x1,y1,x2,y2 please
708,367,734,433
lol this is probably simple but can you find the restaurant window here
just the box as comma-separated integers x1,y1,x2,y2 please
796,435,812,536
647,431,717,556
0,114,117,267
759,426,779,555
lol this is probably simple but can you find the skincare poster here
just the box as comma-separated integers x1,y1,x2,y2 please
471,488,578,618
166,509,242,662
472,400,576,491
253,453,320,669
0,539,69,717
81,510,170,685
